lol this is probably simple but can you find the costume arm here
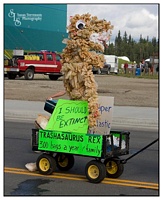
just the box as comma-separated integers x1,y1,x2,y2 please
47,90,66,100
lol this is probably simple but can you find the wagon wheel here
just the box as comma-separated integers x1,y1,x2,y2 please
54,153,74,171
85,160,106,183
104,157,124,178
36,153,56,175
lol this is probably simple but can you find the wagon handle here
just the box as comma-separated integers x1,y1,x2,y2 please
121,138,158,164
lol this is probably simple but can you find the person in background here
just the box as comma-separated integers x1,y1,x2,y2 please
156,64,159,73
141,60,145,72
144,62,148,74
124,62,128,74
131,63,135,74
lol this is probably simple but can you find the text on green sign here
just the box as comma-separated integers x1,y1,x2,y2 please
38,130,103,157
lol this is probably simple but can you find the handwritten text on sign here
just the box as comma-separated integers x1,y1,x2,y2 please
38,130,103,157
89,96,114,135
46,99,89,133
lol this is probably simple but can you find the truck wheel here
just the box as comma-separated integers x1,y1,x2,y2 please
85,160,106,183
97,69,101,74
104,158,124,178
36,153,56,175
7,73,17,79
24,69,34,80
107,68,110,75
54,153,74,171
49,75,60,80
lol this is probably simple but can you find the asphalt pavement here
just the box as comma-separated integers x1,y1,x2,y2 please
4,99,158,131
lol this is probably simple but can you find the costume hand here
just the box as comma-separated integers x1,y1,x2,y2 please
46,97,52,100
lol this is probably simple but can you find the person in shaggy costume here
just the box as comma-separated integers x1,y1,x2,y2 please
25,13,113,172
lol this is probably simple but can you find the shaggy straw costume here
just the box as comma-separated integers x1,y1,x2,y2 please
25,13,113,172
61,13,113,128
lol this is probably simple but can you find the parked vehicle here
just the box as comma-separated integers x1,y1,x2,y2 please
93,63,111,74
93,55,119,75
104,55,119,74
4,54,11,77
4,50,62,80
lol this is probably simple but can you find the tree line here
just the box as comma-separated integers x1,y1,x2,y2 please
105,30,159,64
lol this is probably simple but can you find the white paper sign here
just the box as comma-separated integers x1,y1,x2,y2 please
89,96,114,135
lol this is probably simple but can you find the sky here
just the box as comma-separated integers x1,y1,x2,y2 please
67,3,159,43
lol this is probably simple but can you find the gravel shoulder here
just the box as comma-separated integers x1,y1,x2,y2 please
4,75,159,107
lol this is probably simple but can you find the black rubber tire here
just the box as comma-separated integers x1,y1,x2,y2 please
54,153,74,171
7,73,17,79
97,69,101,74
85,160,106,183
107,68,110,74
49,75,60,80
104,158,124,178
36,153,57,175
24,68,34,80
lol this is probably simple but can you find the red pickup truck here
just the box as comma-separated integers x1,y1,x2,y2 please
4,50,62,80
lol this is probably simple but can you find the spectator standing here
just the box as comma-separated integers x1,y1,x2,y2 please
124,62,128,74
144,62,148,74
156,64,159,73
148,62,153,75
141,60,145,72
131,63,134,74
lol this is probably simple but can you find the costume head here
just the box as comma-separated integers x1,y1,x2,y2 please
67,13,113,51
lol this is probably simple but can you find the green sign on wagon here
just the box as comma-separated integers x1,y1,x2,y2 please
46,99,89,134
38,130,103,157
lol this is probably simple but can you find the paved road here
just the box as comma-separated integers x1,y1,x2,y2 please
4,121,159,196
4,99,159,196
5,100,158,130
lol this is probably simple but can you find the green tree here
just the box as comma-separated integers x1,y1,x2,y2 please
115,30,122,55
107,30,158,64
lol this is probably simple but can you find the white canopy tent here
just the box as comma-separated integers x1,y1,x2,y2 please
145,58,150,62
118,56,130,62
